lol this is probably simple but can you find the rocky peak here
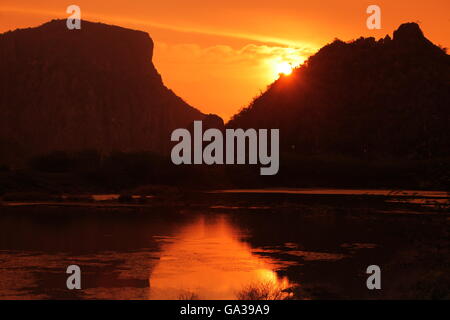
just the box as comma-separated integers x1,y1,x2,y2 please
0,20,219,164
393,22,426,43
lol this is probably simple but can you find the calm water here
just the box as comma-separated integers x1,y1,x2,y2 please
0,190,448,299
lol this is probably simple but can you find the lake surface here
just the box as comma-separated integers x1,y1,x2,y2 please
0,189,448,299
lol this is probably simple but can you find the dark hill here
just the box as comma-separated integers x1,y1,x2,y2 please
0,19,211,165
228,23,450,160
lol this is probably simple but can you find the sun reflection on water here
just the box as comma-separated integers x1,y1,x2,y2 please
148,215,291,300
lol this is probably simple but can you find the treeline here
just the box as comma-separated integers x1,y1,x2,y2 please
0,149,448,194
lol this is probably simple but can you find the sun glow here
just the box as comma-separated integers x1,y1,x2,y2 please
267,54,304,81
275,61,294,76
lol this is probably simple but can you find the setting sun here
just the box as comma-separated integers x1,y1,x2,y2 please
275,61,294,76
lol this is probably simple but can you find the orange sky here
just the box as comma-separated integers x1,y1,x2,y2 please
1,0,449,120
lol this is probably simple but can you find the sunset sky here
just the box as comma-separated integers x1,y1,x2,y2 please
1,0,449,120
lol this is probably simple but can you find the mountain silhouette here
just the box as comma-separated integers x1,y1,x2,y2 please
0,19,214,165
228,23,449,160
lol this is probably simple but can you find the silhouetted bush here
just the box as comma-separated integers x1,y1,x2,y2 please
236,281,290,300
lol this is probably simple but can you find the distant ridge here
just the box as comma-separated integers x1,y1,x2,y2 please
0,19,217,164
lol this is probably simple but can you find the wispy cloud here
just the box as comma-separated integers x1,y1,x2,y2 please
156,43,312,67
0,5,314,48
